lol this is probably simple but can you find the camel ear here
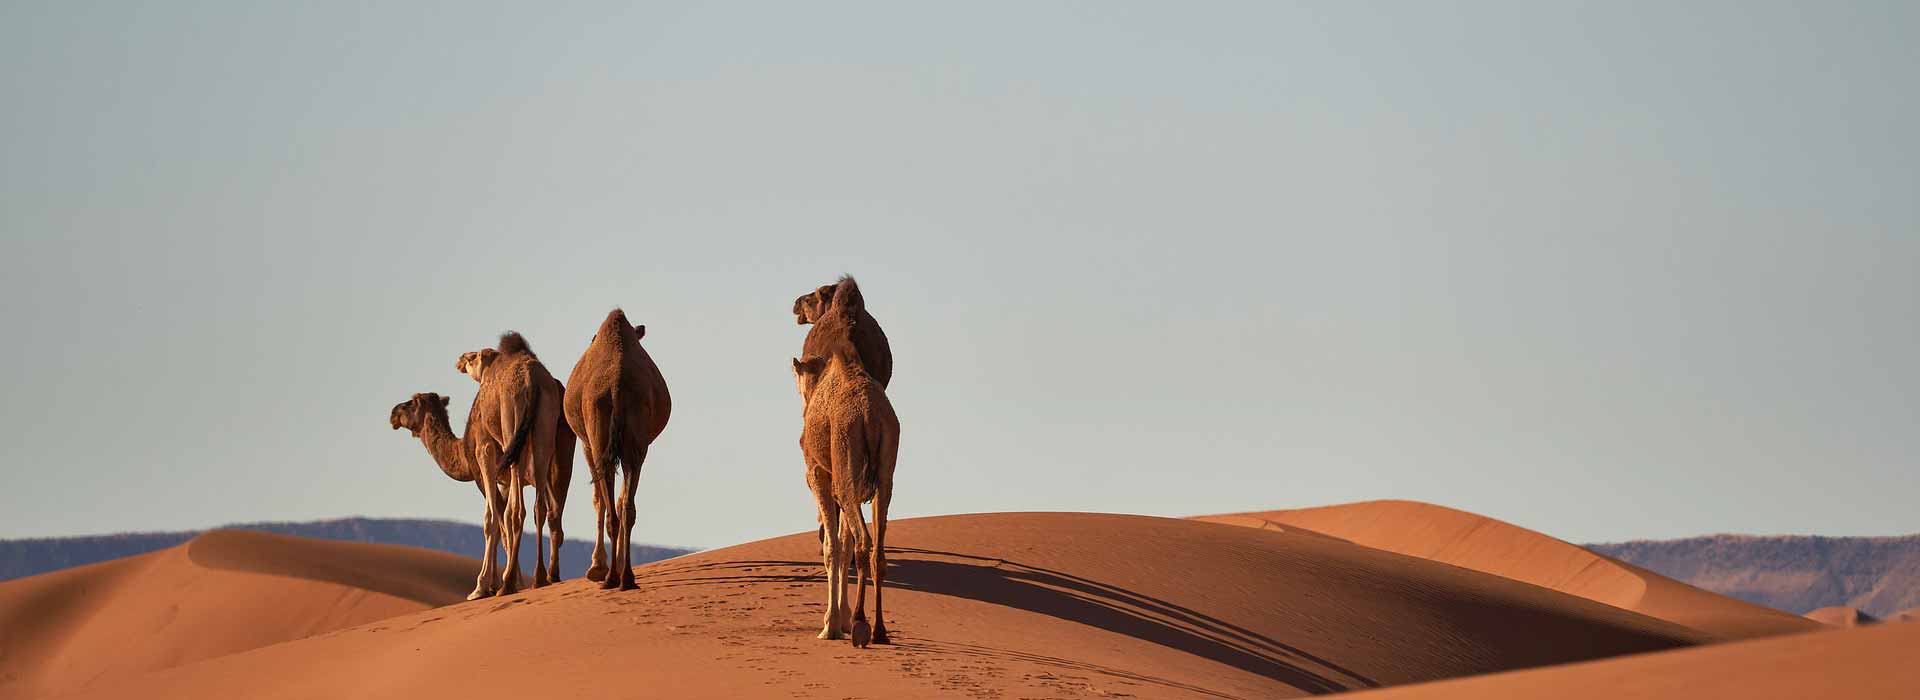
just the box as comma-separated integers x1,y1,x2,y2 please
437,395,450,408
633,324,646,339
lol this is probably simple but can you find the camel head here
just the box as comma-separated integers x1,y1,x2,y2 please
390,392,451,437
455,348,501,383
792,284,837,325
792,355,827,403
794,275,865,325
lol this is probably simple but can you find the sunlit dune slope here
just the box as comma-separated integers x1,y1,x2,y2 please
1193,500,1818,639
0,530,473,699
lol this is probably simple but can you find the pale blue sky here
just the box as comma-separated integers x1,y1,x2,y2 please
2,1,1915,548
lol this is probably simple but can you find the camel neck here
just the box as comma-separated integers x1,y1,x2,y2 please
418,415,474,483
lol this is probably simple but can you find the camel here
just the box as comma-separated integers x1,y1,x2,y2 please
564,309,671,590
457,349,592,582
464,332,563,594
389,392,509,600
792,276,900,647
796,275,895,566
794,277,893,389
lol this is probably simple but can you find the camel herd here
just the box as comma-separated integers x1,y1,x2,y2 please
388,276,899,648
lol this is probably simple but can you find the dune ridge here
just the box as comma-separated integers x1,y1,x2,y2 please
56,512,1711,700
1803,605,1877,627
1193,500,1818,639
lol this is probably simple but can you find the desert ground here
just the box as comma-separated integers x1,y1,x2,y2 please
1,502,1910,699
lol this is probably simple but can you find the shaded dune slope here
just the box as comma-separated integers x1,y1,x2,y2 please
1325,614,1920,700
0,530,473,699
66,513,1708,700
1193,500,1818,639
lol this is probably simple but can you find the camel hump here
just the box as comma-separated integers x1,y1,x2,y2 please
498,331,535,357
830,275,864,315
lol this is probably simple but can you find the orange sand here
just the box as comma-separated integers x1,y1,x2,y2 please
48,513,1707,700
0,530,473,698
1193,500,1818,639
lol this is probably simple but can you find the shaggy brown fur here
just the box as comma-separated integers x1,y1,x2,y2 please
563,309,672,590
793,277,900,647
464,332,563,595
456,350,582,582
389,392,508,600
795,276,893,389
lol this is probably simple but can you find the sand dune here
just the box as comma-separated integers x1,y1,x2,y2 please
1324,613,1920,700
1804,605,1878,627
1193,500,1818,639
58,512,1709,700
0,530,474,699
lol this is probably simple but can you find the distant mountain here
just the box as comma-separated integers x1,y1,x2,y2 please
0,517,697,582
1588,534,1920,618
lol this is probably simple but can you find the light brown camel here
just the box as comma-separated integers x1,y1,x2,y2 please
794,276,893,388
564,310,671,590
389,392,509,600
457,349,592,582
792,276,899,647
795,275,895,565
465,332,563,594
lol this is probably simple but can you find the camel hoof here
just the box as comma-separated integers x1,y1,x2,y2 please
871,627,891,645
618,579,639,591
818,628,844,640
466,588,492,601
851,619,872,648
598,575,621,591
586,564,609,582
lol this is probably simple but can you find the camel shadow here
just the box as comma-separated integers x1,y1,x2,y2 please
636,548,1376,696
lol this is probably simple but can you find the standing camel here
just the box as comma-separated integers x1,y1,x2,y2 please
792,276,899,647
795,275,895,566
466,332,562,594
390,392,508,600
564,309,671,590
458,349,588,582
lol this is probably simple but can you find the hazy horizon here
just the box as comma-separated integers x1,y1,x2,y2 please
4,1,1916,549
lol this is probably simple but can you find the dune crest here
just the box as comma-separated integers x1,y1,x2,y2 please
1803,605,1877,627
0,531,473,699
1193,500,1818,639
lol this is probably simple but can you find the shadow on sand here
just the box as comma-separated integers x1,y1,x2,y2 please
636,547,1377,696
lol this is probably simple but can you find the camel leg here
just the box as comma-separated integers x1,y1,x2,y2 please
809,476,845,640
871,483,892,645
578,441,610,583
546,483,565,584
531,488,550,587
470,496,498,601
616,444,646,590
845,502,873,648
819,508,845,640
499,469,526,596
471,450,504,600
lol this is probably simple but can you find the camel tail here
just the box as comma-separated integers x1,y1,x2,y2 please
496,384,539,477
606,384,624,472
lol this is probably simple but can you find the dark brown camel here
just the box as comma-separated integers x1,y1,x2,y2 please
564,309,672,590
